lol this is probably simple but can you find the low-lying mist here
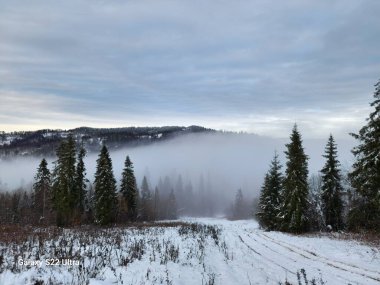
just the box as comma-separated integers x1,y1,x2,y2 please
0,132,355,205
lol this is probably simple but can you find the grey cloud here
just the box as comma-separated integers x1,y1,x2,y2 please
0,0,379,137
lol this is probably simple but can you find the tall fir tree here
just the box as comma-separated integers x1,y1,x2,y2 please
320,135,344,230
233,189,244,219
120,156,138,221
280,125,309,233
166,189,178,219
257,152,283,230
184,181,194,216
33,158,52,223
94,145,118,225
154,186,160,220
348,80,380,231
140,176,153,221
175,175,184,210
74,145,87,217
52,135,76,226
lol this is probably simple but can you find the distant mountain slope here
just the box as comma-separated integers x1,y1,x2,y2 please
0,126,215,158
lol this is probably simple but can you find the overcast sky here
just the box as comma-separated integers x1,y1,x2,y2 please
0,0,379,138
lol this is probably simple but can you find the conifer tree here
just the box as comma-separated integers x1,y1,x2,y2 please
184,181,194,216
280,125,309,233
94,145,118,225
74,145,87,216
140,176,153,221
233,189,244,219
166,189,178,219
33,158,51,223
257,153,283,230
320,135,343,230
349,80,380,231
154,186,160,220
52,135,76,226
175,175,184,210
120,156,138,221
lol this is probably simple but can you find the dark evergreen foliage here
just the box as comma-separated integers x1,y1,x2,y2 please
140,176,154,221
153,186,160,220
280,125,309,233
120,156,138,221
52,134,76,226
320,135,344,230
32,159,52,223
166,189,178,219
94,145,118,225
257,153,283,230
74,145,88,216
348,80,380,231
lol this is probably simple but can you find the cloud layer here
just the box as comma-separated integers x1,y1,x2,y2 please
0,0,379,138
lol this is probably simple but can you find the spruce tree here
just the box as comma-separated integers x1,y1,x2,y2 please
154,186,160,220
184,181,194,216
120,156,138,221
74,145,87,217
140,176,153,221
257,153,283,230
280,124,309,233
348,80,380,231
233,189,244,219
52,135,76,226
320,135,343,230
33,158,51,223
175,175,184,209
94,145,118,225
166,189,178,219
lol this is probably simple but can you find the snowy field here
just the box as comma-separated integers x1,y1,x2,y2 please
0,218,379,285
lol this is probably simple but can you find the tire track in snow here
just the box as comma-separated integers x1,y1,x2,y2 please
222,227,288,284
243,233,299,263
237,234,297,275
247,231,360,285
239,230,360,285
255,231,380,283
259,232,380,276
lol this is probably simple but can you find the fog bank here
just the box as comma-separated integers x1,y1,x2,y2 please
0,132,355,200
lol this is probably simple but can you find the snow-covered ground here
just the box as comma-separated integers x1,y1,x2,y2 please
0,218,379,285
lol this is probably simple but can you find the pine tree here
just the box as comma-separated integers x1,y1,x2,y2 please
94,145,118,225
348,80,380,231
120,156,138,221
280,125,309,233
52,135,76,226
33,159,52,223
257,153,283,230
140,176,153,221
320,135,344,230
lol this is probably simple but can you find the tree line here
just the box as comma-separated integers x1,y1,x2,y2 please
0,139,179,226
257,79,380,233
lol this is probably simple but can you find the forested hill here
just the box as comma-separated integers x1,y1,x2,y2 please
0,125,214,158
